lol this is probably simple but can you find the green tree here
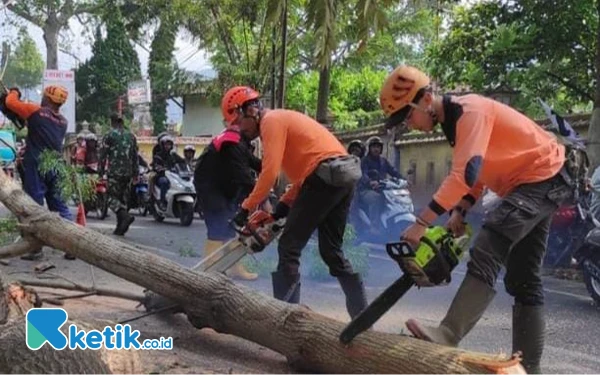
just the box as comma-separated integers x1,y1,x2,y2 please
426,0,600,167
75,6,142,123
5,0,104,69
148,12,178,135
2,28,45,97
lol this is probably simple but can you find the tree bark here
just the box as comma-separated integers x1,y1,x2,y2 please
43,17,60,70
316,62,331,126
0,169,525,374
0,269,143,374
587,1,600,170
15,278,146,303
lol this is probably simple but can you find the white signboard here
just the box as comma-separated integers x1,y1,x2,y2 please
128,79,152,105
43,70,76,133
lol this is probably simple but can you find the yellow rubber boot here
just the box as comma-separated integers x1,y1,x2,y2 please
204,239,224,258
228,261,259,281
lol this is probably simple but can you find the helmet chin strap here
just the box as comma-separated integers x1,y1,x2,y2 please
427,107,439,124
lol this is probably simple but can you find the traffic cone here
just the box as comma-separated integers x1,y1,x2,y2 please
76,202,86,227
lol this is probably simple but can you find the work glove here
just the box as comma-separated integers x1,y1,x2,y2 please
272,202,290,220
232,208,249,228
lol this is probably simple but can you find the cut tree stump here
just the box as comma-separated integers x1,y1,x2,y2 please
0,168,526,374
0,269,141,374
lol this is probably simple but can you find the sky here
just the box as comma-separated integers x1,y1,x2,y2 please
0,7,215,123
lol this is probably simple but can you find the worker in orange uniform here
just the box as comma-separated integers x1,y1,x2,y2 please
226,86,368,319
379,65,577,374
1,86,76,260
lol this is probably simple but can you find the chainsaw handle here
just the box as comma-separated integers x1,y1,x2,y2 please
385,241,413,262
419,235,452,282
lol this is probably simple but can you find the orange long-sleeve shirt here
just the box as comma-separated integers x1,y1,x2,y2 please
431,94,565,213
241,109,347,210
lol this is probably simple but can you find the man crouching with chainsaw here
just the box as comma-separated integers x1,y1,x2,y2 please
226,86,368,319
380,66,579,374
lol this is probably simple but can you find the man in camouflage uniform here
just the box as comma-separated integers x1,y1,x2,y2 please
99,114,139,236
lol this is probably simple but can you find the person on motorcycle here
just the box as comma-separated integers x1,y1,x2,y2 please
358,136,404,233
83,133,100,173
99,114,138,236
227,86,368,319
194,119,262,281
1,85,76,260
183,145,197,170
72,133,87,166
347,139,366,158
152,134,185,211
380,65,574,374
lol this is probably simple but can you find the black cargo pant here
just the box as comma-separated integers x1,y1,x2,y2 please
468,167,573,306
277,171,355,277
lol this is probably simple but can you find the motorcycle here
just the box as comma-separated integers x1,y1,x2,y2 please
482,189,590,268
82,165,109,220
352,175,416,245
149,163,196,226
128,165,150,216
572,201,600,305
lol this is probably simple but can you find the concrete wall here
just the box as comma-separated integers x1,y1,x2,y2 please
181,95,223,137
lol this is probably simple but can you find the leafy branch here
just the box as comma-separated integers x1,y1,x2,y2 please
38,150,97,204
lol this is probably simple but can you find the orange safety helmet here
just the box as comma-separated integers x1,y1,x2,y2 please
43,85,69,105
221,86,261,125
379,65,430,129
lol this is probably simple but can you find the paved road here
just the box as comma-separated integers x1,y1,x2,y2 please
55,209,600,373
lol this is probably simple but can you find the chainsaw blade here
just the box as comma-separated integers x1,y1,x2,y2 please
339,274,414,344
191,239,248,273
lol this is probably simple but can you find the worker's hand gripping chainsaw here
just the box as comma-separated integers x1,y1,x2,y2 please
0,81,26,130
191,210,286,273
339,225,473,344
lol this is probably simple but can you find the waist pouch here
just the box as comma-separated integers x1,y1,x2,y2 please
315,155,362,188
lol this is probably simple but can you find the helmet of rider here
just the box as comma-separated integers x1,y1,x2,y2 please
184,145,195,153
366,136,384,149
221,86,261,126
379,65,431,130
160,135,175,152
347,139,366,158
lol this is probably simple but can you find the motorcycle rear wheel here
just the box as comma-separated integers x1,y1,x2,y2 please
97,194,109,220
583,262,600,306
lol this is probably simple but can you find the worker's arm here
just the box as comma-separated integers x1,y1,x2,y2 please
279,182,302,206
419,112,493,225
4,90,39,120
241,120,287,211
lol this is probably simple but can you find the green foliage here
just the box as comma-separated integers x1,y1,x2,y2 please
0,217,19,247
38,150,97,203
427,0,598,117
286,67,386,130
304,224,370,281
2,28,44,92
75,6,142,123
148,10,179,136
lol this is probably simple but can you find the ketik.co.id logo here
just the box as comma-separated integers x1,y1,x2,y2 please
26,308,173,350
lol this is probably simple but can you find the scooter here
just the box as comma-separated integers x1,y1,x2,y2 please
129,165,150,216
352,175,416,245
149,163,196,226
572,200,600,305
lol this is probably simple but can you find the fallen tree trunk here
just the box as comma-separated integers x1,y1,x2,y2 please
15,278,146,302
0,269,141,374
0,169,525,374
